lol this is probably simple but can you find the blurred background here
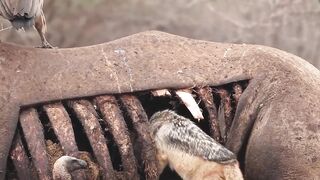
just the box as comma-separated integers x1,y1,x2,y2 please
1,0,320,69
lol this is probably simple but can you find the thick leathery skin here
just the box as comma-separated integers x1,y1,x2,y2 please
0,31,319,179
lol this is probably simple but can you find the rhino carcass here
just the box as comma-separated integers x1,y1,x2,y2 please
0,31,319,179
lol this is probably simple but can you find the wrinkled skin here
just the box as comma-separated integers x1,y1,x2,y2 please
0,31,319,179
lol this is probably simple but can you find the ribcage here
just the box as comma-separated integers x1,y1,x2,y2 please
7,80,248,180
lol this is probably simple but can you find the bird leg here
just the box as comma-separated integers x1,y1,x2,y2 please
34,11,53,48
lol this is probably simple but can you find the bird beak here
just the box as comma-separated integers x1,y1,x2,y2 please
78,159,88,168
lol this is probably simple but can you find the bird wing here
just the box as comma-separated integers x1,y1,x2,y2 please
0,0,13,19
17,0,43,17
15,0,32,16
0,0,42,19
28,0,43,17
163,118,236,163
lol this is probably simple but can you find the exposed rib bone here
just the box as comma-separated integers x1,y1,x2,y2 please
217,89,233,140
10,132,34,180
197,87,221,142
68,100,115,180
217,103,227,144
20,108,51,180
151,89,171,97
43,102,87,179
120,95,159,179
175,89,204,120
232,83,243,106
43,103,78,153
94,95,139,180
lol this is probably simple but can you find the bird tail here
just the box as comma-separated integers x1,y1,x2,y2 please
10,17,35,30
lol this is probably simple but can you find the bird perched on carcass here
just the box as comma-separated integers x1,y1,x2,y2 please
53,155,88,180
0,0,52,48
150,110,243,180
